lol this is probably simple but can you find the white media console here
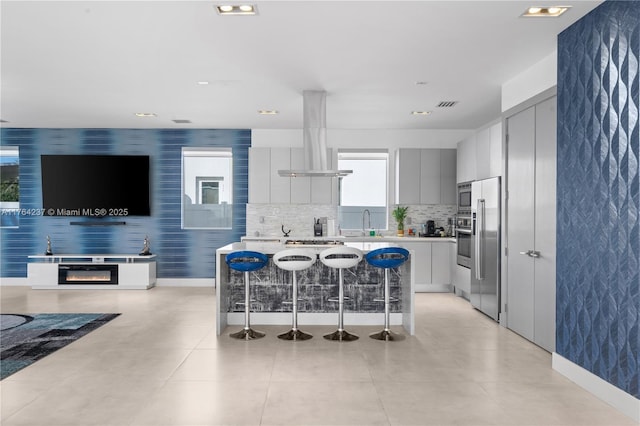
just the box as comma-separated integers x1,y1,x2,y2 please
28,254,156,290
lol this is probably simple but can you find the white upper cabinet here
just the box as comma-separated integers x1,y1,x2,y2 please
396,149,421,204
290,148,311,204
457,135,477,183
248,147,270,204
457,122,502,184
439,149,457,205
396,148,457,205
420,150,441,204
310,149,335,204
269,148,291,204
248,147,335,204
476,122,502,180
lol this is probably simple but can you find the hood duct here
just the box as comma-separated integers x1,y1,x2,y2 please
278,90,352,177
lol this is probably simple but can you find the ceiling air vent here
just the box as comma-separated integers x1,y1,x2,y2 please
436,101,458,108
172,119,192,124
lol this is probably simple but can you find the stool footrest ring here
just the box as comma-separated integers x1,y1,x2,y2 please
373,297,399,303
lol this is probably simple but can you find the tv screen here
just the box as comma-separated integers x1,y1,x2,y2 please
41,155,150,217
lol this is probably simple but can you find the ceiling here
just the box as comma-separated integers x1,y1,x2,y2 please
0,0,602,131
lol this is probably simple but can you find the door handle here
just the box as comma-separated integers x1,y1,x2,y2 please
518,250,540,258
475,199,485,280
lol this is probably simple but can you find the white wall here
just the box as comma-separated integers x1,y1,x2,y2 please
501,51,557,112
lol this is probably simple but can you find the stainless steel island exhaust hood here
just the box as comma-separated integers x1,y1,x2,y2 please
278,90,352,178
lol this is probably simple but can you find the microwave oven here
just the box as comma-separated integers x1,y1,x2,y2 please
457,182,472,214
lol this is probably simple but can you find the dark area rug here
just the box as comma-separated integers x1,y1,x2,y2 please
0,313,120,380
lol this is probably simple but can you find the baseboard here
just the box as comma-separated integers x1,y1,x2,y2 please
415,283,452,292
0,277,30,286
1,277,215,287
552,353,640,422
156,278,215,287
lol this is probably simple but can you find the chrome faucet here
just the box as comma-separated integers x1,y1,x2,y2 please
362,209,371,236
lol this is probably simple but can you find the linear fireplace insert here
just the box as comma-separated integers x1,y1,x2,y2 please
58,264,119,285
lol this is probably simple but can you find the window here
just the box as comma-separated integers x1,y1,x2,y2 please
0,147,19,228
182,147,233,229
337,150,388,232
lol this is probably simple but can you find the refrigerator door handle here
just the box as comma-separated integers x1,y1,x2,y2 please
475,198,485,280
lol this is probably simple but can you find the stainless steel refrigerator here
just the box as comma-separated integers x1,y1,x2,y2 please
470,177,501,321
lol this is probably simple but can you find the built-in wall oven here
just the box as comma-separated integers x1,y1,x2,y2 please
456,182,473,268
456,220,472,268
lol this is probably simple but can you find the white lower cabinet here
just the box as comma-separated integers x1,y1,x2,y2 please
402,241,453,292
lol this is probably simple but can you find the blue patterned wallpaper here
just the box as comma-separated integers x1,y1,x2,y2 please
557,1,639,397
0,128,250,279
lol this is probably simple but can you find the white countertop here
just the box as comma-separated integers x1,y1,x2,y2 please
217,241,401,254
241,235,455,244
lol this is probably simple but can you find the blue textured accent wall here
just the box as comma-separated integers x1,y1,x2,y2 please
0,128,250,279
557,1,639,397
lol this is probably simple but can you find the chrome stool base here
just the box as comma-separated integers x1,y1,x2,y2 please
277,329,313,341
230,328,266,340
324,329,359,341
370,329,404,341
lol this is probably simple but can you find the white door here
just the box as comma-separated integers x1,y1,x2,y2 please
505,96,557,353
506,106,536,341
533,97,557,352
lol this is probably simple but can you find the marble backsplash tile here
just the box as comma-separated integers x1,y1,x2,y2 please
246,204,457,238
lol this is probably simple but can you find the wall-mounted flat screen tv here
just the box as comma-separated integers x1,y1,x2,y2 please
41,155,151,217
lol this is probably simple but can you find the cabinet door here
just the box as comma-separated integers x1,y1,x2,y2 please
270,148,291,204
420,149,441,204
290,148,311,204
475,127,491,180
248,147,270,203
396,149,421,204
440,149,457,205
310,148,334,204
456,135,477,183
431,243,451,284
488,123,502,178
402,241,432,286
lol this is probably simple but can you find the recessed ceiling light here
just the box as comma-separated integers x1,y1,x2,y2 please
134,113,157,117
411,111,432,116
215,4,257,15
415,81,429,86
197,81,210,85
258,110,279,115
522,6,570,17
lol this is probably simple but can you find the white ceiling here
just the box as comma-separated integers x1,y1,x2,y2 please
0,0,602,131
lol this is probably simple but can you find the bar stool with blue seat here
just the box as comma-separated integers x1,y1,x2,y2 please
225,250,269,340
319,246,363,341
365,246,410,341
273,248,317,341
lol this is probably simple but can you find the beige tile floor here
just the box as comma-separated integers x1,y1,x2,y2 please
0,286,636,426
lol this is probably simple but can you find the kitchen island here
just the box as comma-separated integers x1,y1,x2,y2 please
215,240,414,336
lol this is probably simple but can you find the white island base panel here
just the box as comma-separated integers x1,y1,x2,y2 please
216,241,415,336
28,254,156,290
226,312,404,327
